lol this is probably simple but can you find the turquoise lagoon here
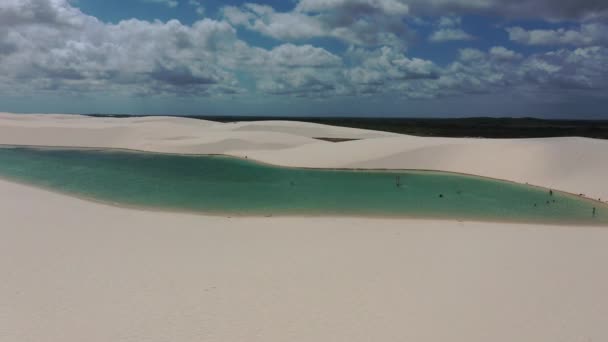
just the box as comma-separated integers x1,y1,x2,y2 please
0,147,605,224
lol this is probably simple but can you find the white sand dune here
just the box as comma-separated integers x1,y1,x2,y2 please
1,112,608,342
2,179,608,342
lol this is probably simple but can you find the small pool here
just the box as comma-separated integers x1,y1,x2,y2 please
0,147,605,224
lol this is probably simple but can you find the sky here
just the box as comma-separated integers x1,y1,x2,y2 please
1,0,607,118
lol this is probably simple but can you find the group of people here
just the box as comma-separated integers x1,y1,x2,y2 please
549,189,597,218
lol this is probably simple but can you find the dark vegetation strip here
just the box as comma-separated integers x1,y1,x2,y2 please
86,115,608,139
313,137,361,143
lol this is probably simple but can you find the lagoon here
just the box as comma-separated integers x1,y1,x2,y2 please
0,147,604,224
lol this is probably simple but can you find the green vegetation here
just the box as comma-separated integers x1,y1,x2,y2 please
88,115,608,139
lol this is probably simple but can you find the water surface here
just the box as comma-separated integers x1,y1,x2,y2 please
0,147,604,224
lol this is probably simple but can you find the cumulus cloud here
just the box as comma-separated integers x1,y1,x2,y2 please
489,46,523,61
1,0,608,105
250,44,345,97
519,46,608,90
507,23,608,46
222,4,325,41
0,0,350,98
347,46,439,81
429,16,474,42
222,0,608,49
353,44,608,100
438,45,608,97
458,48,486,62
223,1,411,47
0,0,244,96
256,70,341,96
266,44,342,68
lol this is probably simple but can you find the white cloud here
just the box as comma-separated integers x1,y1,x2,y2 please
250,44,345,97
518,46,608,90
0,0,243,96
343,46,440,96
458,48,486,62
267,44,342,67
0,0,350,98
256,69,342,96
223,0,607,48
507,23,608,47
489,46,523,61
222,1,410,47
440,45,608,97
429,16,474,42
1,0,608,103
222,5,325,41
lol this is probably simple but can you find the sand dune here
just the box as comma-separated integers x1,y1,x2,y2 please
253,135,608,200
2,179,608,342
1,112,608,342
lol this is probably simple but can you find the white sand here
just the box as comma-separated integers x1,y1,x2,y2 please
1,112,607,341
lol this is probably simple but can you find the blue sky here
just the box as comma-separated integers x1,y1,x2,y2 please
1,0,607,117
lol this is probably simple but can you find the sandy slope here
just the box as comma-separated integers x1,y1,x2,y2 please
1,112,608,342
0,112,606,200
2,179,608,342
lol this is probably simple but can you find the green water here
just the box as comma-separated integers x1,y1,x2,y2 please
0,147,605,224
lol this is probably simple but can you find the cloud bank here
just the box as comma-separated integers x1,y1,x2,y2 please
0,0,607,115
